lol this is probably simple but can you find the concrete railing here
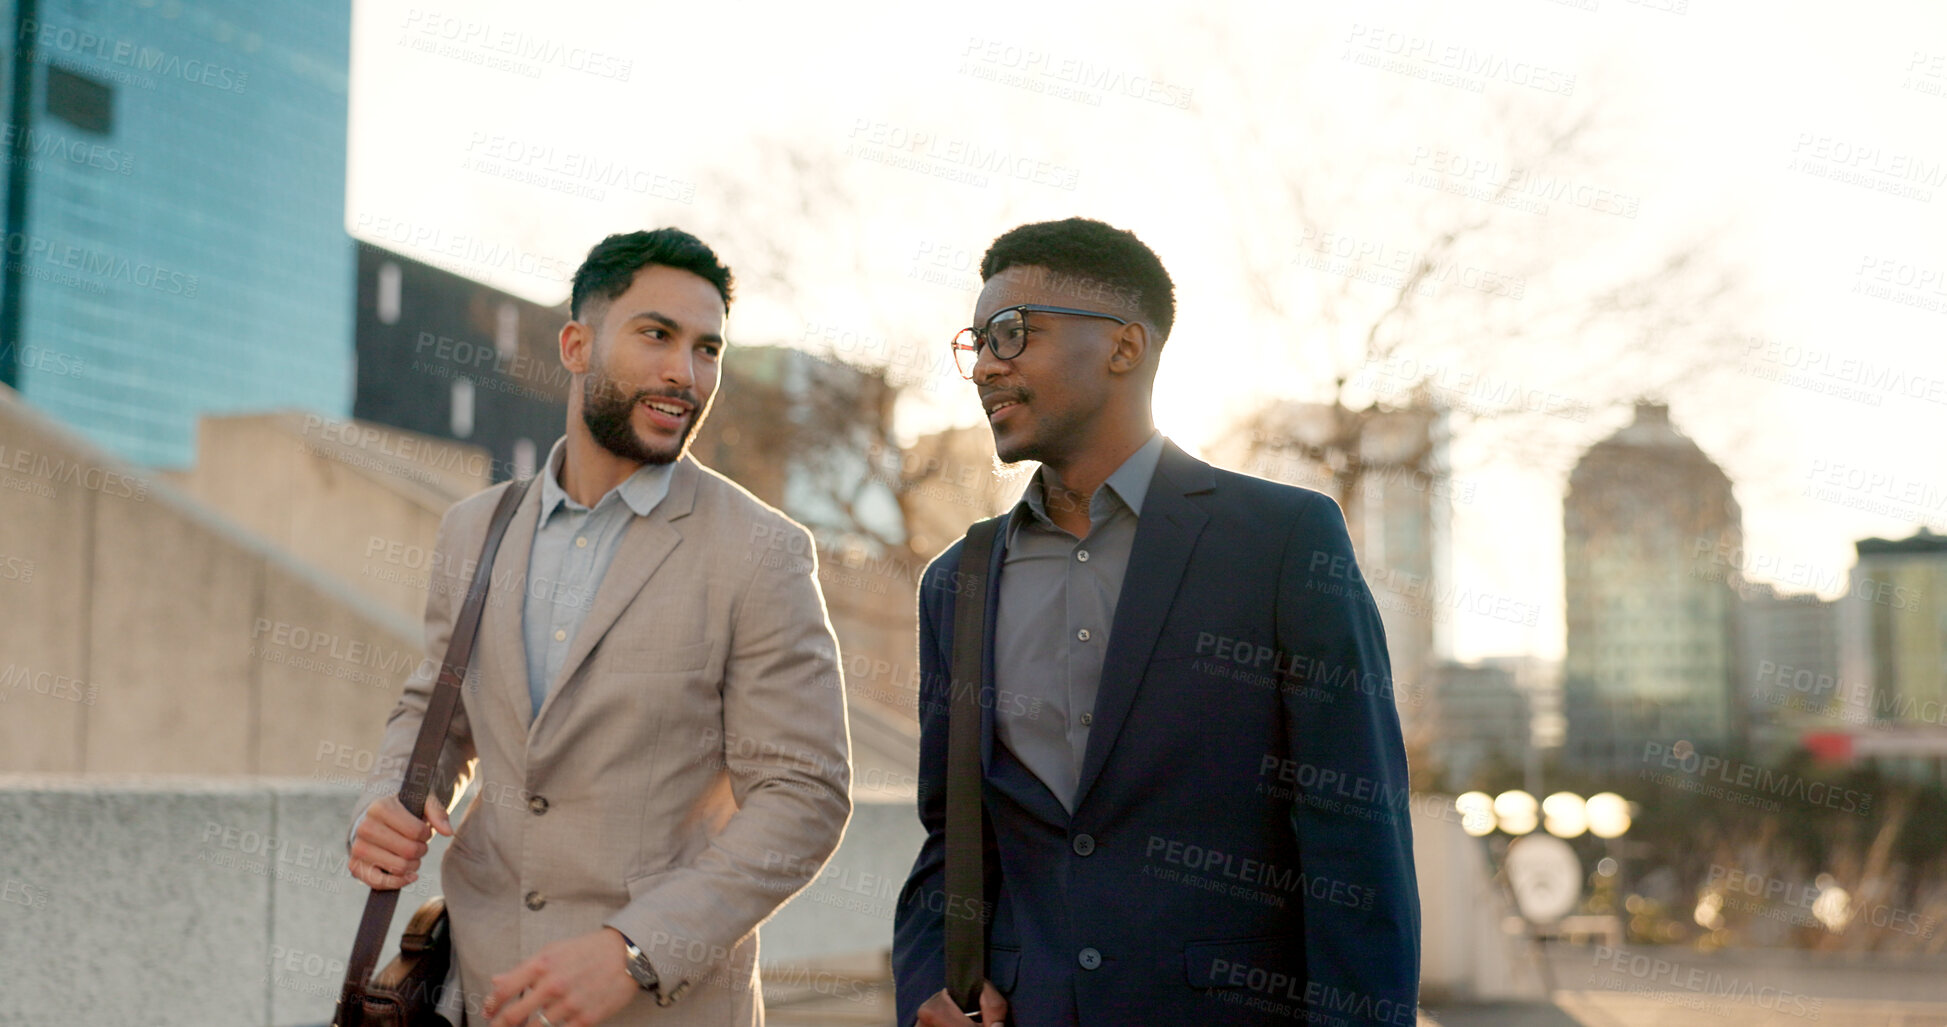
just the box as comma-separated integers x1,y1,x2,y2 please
0,777,1535,1025
0,777,924,1026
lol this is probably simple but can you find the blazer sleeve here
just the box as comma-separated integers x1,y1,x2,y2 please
351,499,480,845
1276,493,1422,1027
603,517,853,996
892,550,956,1024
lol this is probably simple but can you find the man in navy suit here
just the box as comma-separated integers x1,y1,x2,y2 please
893,218,1420,1026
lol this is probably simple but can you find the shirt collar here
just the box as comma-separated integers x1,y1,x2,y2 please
1012,431,1167,535
537,435,674,521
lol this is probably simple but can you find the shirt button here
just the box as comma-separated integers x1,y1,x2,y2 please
528,795,549,815
1077,550,1090,562
1078,947,1102,970
524,891,547,911
1077,629,1090,642
1072,833,1096,856
575,536,588,548
1080,712,1093,726
553,629,567,642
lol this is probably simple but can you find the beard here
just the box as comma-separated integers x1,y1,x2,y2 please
580,354,703,466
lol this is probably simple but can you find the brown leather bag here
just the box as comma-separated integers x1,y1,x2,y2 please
333,477,531,1027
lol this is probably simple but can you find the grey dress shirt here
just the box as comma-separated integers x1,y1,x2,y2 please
524,435,674,715
993,432,1165,813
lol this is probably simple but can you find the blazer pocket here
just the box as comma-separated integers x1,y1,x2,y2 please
1182,935,1301,990
986,946,1021,992
611,640,712,674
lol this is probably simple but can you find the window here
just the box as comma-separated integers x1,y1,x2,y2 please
513,437,536,479
46,65,113,135
450,378,474,439
377,262,402,324
495,301,519,364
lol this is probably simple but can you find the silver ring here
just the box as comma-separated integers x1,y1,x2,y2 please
535,1014,556,1027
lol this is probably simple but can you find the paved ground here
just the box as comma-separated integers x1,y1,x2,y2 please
763,943,1947,1026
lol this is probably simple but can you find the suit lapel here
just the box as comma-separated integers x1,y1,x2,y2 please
481,478,542,733
1071,442,1213,811
529,457,698,736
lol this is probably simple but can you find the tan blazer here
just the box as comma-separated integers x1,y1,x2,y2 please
356,456,852,1026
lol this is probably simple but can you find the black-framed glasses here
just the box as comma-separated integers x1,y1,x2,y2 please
950,304,1130,379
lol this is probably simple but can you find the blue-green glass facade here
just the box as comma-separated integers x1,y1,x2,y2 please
2,0,352,467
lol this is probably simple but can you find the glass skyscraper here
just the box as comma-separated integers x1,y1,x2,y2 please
1,0,353,467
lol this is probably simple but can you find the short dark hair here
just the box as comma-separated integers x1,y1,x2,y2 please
570,228,735,328
979,217,1175,342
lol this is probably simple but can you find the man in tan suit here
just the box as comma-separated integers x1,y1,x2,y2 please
347,228,852,1026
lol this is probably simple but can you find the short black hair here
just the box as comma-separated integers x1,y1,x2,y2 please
979,217,1175,342
570,228,735,328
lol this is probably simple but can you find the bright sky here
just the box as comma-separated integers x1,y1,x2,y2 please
347,0,1947,662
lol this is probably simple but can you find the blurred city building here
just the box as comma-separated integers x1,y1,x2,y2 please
1207,400,1454,729
1734,581,1841,758
1562,401,1743,770
1425,659,1531,789
1801,529,1947,783
0,0,355,466
351,242,569,483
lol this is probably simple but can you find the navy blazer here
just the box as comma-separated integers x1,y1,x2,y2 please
893,441,1420,1026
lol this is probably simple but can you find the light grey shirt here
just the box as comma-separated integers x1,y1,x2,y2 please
524,435,674,715
993,432,1165,813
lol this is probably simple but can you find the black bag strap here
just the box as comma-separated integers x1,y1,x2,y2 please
945,515,1003,1014
336,476,532,1017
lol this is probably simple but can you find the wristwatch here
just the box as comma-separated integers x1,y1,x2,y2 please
618,932,680,1007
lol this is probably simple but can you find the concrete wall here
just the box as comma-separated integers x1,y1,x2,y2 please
0,389,419,775
0,778,920,1027
168,412,491,625
1413,795,1547,1002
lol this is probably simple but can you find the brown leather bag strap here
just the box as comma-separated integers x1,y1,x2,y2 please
945,515,1002,1014
338,476,532,1013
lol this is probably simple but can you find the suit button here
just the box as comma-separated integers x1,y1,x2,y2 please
1078,947,1101,970
524,891,546,911
1072,833,1095,856
528,795,549,815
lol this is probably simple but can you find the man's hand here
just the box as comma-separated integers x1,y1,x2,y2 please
916,982,1006,1026
483,927,640,1027
348,794,453,890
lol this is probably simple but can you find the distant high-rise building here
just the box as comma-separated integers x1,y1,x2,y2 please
1735,583,1841,748
1207,402,1454,704
1563,401,1742,769
1,0,355,466
1426,660,1531,788
1840,529,1947,731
